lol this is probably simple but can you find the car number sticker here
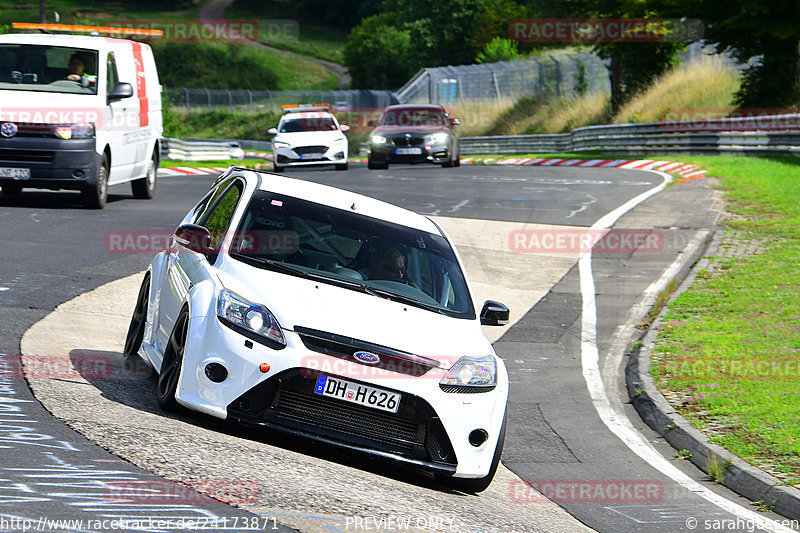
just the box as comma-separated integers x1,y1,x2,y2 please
0,167,31,179
314,375,400,413
395,147,422,155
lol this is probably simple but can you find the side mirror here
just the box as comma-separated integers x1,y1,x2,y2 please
450,117,461,127
340,124,350,132
480,300,509,326
174,223,213,254
108,82,133,101
267,127,278,135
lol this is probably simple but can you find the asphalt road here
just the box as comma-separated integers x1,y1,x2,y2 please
1,163,793,533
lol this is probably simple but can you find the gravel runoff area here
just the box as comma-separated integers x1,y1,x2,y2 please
21,216,594,533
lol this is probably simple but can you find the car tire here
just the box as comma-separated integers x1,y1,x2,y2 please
82,152,109,209
1,183,22,195
454,153,461,167
157,309,188,412
131,149,158,199
441,157,454,168
436,409,506,493
123,275,155,378
335,163,349,171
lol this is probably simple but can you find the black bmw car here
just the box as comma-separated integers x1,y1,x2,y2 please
367,104,460,169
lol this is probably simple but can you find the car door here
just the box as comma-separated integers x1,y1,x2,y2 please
155,178,244,349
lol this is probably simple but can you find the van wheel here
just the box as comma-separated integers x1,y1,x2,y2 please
83,153,109,209
1,184,22,195
132,150,157,199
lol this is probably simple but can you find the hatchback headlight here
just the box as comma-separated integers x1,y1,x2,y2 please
273,139,291,148
217,289,285,347
440,355,497,390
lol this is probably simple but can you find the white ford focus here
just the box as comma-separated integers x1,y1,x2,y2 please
268,104,350,172
124,167,510,491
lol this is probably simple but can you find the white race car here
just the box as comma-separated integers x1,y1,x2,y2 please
268,104,350,172
124,167,510,492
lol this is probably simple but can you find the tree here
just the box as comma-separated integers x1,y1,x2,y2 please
683,0,800,107
477,37,520,63
344,13,413,89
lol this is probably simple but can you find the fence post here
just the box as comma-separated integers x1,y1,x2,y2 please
206,88,211,109
227,90,233,113
531,58,543,97
549,55,561,97
247,89,253,112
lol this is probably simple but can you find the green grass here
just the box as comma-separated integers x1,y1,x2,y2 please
646,154,800,486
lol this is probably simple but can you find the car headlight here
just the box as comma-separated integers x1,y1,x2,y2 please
273,139,291,149
54,122,95,140
217,289,285,347
425,132,449,145
440,355,497,390
370,134,388,144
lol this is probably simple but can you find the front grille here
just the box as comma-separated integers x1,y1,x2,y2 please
271,389,425,448
227,368,457,467
294,145,328,155
296,326,437,377
0,148,54,164
392,136,424,147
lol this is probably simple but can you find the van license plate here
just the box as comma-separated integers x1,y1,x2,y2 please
0,168,31,179
314,375,400,413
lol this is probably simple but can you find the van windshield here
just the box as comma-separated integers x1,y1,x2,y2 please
0,44,99,95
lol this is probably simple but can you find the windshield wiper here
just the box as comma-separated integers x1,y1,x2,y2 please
365,285,448,315
230,254,310,279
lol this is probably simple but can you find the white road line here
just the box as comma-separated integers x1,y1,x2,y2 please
579,170,795,532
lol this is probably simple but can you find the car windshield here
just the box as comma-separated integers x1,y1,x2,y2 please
379,108,447,127
0,44,98,95
279,117,338,132
231,190,475,319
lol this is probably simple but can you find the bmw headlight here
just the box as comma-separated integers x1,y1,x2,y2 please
440,355,497,391
217,289,285,347
371,134,388,144
425,132,449,145
54,122,95,140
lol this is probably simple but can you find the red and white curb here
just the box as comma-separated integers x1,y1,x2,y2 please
159,157,708,184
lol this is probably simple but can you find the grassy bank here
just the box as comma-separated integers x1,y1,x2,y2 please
647,155,800,487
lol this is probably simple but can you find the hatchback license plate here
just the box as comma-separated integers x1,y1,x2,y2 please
314,375,400,413
395,147,421,155
0,167,30,179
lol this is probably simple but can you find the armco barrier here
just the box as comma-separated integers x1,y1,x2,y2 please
163,112,800,161
459,115,800,156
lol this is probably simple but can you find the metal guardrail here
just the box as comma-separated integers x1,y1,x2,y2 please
163,114,800,160
459,116,800,156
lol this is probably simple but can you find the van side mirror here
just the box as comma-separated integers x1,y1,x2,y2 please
108,82,133,101
480,300,509,326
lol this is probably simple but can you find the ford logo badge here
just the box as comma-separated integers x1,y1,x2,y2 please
353,351,380,365
1,122,18,138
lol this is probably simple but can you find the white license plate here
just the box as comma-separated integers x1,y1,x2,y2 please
395,147,421,155
299,153,325,160
314,375,400,413
0,167,31,179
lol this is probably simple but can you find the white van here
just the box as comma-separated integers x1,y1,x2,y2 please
0,27,163,208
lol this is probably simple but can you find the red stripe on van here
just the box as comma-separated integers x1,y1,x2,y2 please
131,42,149,127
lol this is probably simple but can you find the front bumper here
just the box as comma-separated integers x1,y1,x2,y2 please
368,142,450,164
0,136,98,190
273,145,348,167
172,312,508,478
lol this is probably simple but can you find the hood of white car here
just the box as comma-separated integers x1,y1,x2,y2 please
273,130,347,147
216,261,490,363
